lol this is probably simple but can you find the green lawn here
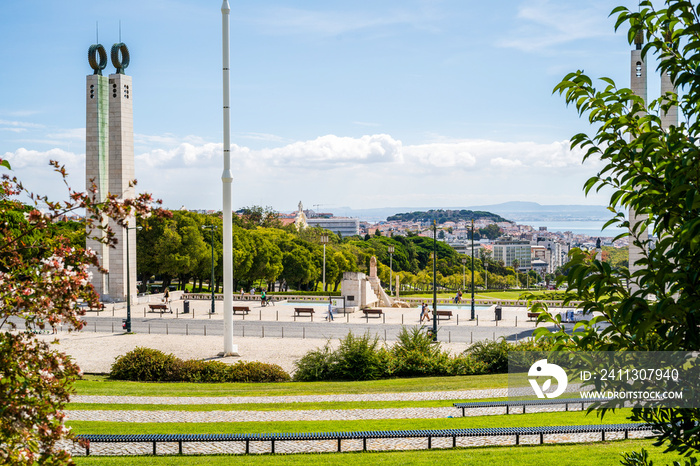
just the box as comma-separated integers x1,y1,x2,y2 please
72,439,689,466
75,373,509,397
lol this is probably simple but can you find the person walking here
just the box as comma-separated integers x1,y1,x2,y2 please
261,290,267,307
420,302,430,323
326,297,334,321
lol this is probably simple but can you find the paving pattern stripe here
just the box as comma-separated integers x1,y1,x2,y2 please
66,404,588,423
71,388,507,405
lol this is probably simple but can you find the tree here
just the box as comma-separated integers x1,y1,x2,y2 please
533,2,700,462
0,159,158,464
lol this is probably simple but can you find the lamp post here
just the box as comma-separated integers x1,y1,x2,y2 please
388,245,395,296
320,234,329,292
432,220,437,341
124,223,142,333
470,219,475,321
202,225,218,314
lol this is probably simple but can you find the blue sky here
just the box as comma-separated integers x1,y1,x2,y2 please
0,1,658,214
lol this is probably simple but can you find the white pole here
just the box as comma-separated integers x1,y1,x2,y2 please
221,0,235,355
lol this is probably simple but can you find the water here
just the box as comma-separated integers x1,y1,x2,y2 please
518,220,627,238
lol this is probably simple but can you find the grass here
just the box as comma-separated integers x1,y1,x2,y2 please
72,439,689,465
67,409,638,435
75,373,509,397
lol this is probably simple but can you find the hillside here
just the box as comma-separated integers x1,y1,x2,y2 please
386,209,510,224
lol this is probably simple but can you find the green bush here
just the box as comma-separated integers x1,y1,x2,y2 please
110,347,180,382
463,339,510,374
293,342,335,382
332,332,389,381
110,348,291,383
228,361,290,383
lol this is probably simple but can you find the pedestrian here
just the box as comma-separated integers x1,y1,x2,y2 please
163,288,170,304
420,302,431,323
261,290,266,307
326,297,334,321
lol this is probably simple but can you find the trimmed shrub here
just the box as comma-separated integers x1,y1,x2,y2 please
228,361,290,383
110,347,180,381
109,348,291,383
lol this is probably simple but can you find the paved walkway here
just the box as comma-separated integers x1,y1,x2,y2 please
71,388,507,405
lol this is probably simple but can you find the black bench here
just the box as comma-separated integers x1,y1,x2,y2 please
294,308,314,318
148,304,170,313
436,310,453,320
362,308,383,317
232,306,250,315
76,423,653,456
454,398,612,416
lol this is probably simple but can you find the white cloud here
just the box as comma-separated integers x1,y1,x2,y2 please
498,0,615,53
2,133,603,211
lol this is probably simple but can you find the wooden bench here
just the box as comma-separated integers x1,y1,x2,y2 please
294,308,315,318
362,308,383,318
232,306,250,315
527,312,540,321
436,310,453,320
149,304,171,313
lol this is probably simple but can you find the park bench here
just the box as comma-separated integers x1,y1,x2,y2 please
527,312,540,321
362,308,383,318
77,423,653,456
294,308,315,318
148,304,170,313
436,310,453,320
232,306,250,315
453,398,612,416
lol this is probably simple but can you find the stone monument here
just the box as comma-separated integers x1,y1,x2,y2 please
85,42,136,303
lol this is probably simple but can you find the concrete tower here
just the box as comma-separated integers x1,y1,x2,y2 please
629,30,648,289
85,42,136,303
107,43,136,303
86,44,111,298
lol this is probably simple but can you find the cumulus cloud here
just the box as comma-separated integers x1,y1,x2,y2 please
1,133,600,211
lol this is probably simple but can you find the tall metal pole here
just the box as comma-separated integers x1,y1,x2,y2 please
203,225,217,314
124,224,140,333
322,242,326,291
470,219,475,320
388,245,394,296
432,220,437,341
125,225,132,333
221,0,235,355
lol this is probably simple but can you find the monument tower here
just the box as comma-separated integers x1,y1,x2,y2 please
627,30,677,290
86,42,136,303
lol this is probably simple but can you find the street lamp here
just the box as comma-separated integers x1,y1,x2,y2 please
124,223,142,333
470,219,475,320
202,225,218,314
320,234,329,292
388,245,395,296
432,221,437,341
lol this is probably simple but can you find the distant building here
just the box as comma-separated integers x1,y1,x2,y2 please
307,217,360,237
493,236,531,269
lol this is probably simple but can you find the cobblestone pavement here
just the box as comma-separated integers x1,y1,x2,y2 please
65,430,651,456
71,388,507,405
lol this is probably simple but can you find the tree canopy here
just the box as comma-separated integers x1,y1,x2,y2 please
533,1,700,462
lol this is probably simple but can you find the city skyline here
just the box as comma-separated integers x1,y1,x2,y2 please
1,1,657,212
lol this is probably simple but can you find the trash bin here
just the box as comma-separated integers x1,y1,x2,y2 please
183,300,190,314
494,305,502,321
